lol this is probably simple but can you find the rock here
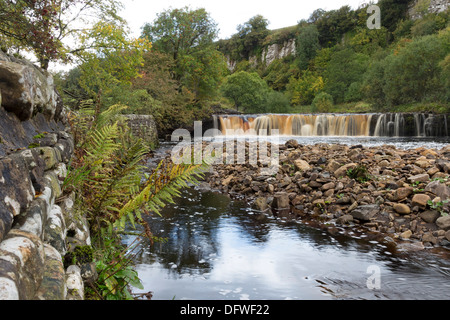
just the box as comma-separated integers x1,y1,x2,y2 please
65,265,84,300
393,203,411,215
391,187,413,201
419,210,441,223
294,159,311,172
326,160,341,173
271,192,290,210
435,159,450,173
336,214,353,224
424,180,450,200
0,57,61,121
285,139,299,148
436,215,450,230
350,204,379,221
34,244,65,300
334,163,357,178
407,173,430,184
411,194,431,208
252,197,269,212
400,230,412,239
422,232,437,245
221,175,233,187
445,230,450,241
322,182,335,191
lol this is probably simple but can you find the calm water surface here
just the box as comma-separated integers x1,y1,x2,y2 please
125,186,450,300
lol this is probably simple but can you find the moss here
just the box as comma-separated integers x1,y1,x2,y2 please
63,245,94,269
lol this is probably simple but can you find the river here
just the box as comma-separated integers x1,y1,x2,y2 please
123,136,450,300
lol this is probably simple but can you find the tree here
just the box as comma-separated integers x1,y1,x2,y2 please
378,0,414,33
220,71,269,113
312,92,333,113
75,20,152,105
296,24,320,70
323,47,369,104
287,70,324,106
179,47,228,101
0,0,124,69
236,15,270,59
382,32,447,105
141,7,218,63
315,6,357,47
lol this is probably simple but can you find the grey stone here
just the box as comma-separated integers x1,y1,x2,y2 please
420,210,441,223
436,215,450,230
424,180,450,200
350,204,380,221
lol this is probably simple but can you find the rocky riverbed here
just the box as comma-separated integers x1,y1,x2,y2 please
203,139,450,252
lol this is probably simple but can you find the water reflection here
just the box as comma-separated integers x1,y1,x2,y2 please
125,187,450,300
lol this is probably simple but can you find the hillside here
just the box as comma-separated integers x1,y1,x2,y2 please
214,0,450,115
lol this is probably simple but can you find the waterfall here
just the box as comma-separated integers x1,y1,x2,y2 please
214,113,449,137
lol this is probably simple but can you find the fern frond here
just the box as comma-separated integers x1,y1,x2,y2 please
116,159,209,231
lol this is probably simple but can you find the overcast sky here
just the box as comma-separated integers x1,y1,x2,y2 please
120,0,369,40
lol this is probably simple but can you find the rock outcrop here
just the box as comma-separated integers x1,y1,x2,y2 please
0,52,90,300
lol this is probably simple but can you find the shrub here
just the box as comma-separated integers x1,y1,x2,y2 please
311,92,333,113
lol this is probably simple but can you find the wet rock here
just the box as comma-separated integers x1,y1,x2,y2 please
400,229,412,239
445,230,450,241
252,197,270,212
422,232,438,245
285,139,299,148
271,192,290,210
336,214,353,225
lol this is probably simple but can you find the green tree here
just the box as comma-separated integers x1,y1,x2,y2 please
141,7,218,63
179,46,228,101
378,0,414,34
264,90,291,113
383,32,448,105
323,47,369,104
315,5,357,47
312,92,334,113
236,15,270,60
220,71,269,113
75,21,151,105
287,70,324,106
296,24,320,70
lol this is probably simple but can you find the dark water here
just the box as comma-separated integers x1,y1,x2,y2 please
124,186,450,300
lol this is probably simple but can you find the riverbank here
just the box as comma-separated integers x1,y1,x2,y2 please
203,139,450,254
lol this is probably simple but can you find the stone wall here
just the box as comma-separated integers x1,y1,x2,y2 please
125,114,159,147
0,52,90,300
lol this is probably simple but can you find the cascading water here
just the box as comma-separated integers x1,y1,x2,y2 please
214,113,449,137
